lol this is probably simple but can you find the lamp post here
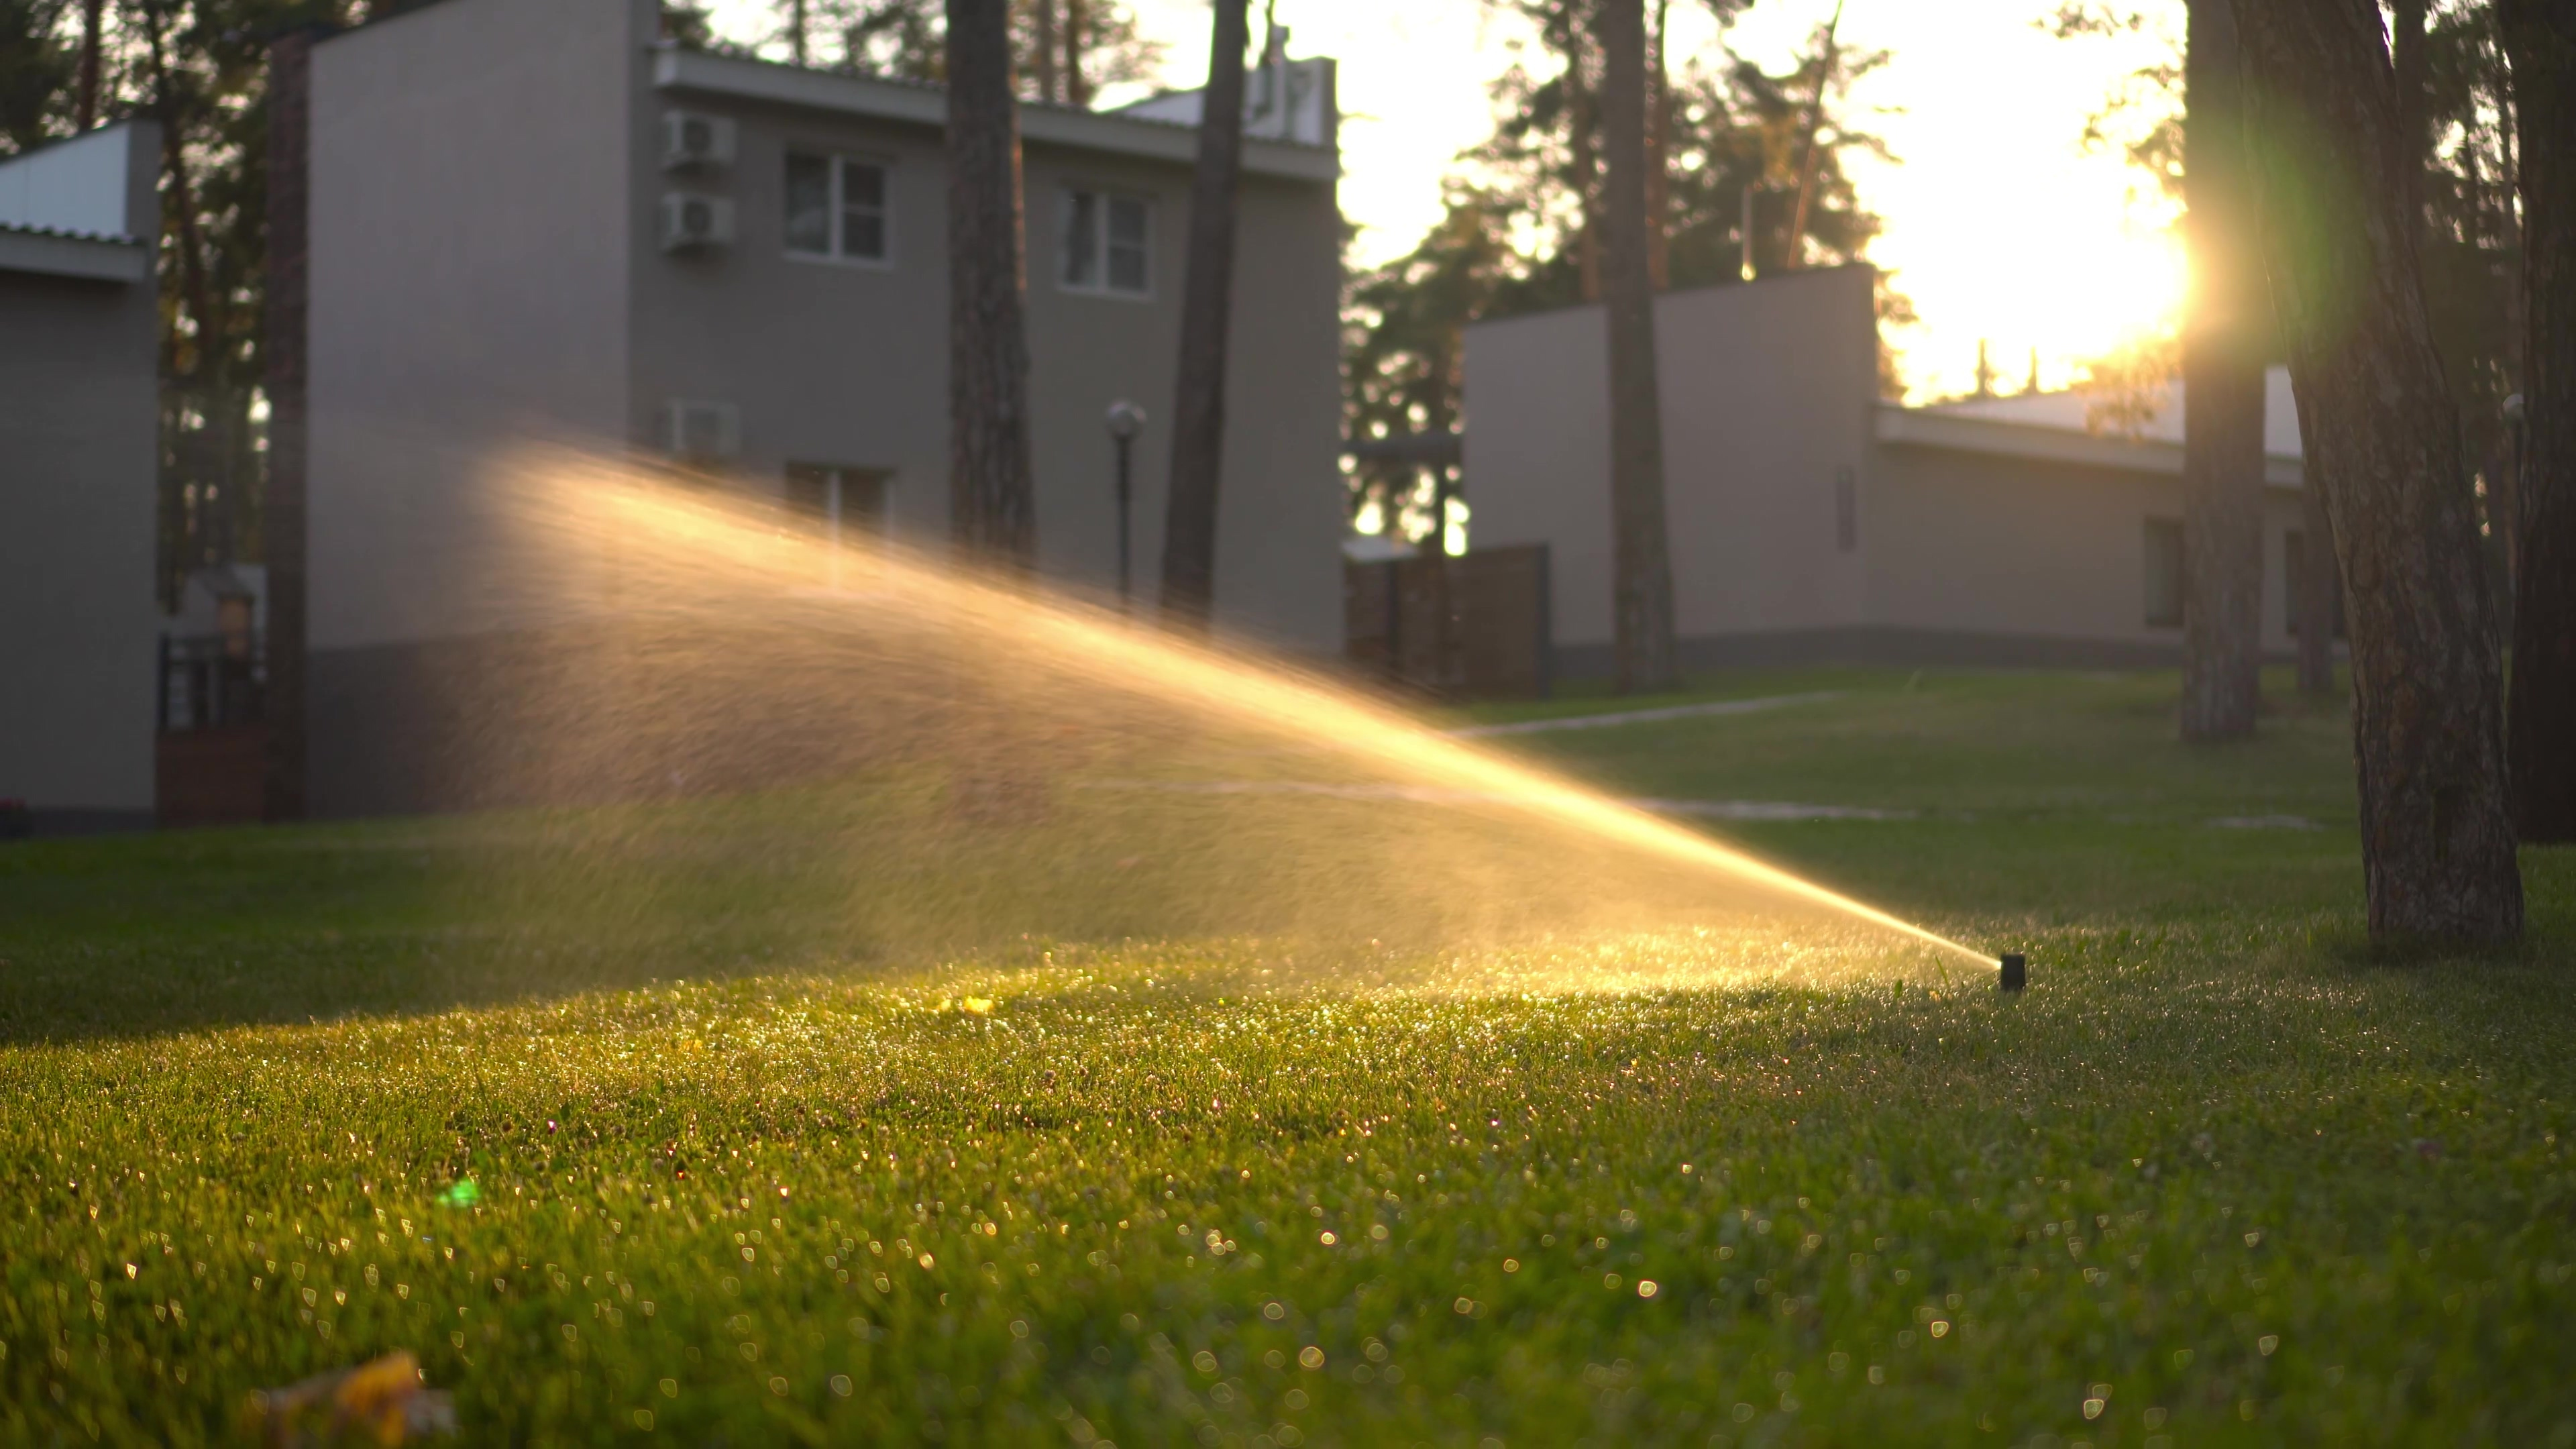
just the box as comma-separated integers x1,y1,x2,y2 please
1105,400,1146,606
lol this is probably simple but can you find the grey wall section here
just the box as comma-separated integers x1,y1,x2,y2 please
307,0,637,653
1464,267,1878,653
1466,264,2323,678
626,70,1344,650
1864,443,2311,655
303,0,1343,816
0,121,159,823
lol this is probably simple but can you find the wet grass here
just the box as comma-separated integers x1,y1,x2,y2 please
3,668,2573,1446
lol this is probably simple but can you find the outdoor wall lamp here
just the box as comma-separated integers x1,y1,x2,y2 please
1106,399,1147,607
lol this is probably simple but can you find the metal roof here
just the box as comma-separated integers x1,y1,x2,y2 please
0,218,140,246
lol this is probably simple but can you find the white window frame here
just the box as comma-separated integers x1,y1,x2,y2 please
784,151,894,268
1059,187,1154,299
786,464,894,591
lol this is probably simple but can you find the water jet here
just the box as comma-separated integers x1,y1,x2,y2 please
428,450,1996,986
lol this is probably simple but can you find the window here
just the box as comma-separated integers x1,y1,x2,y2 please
786,464,890,540
1061,189,1151,296
2284,530,2347,639
2144,517,2185,628
785,153,890,263
786,464,891,588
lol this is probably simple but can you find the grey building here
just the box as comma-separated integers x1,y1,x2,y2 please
303,0,1344,815
1463,266,2323,674
0,121,160,832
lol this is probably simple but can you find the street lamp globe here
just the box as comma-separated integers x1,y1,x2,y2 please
1106,400,1146,440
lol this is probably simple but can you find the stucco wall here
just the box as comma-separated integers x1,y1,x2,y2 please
308,0,639,651
1461,267,1879,652
624,84,1344,651
0,121,159,821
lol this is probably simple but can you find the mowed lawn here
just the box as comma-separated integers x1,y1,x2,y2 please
3,669,2574,1446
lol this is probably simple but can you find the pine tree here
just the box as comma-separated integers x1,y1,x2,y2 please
1595,0,1677,694
2232,0,2522,943
1156,0,1249,625
2500,0,2576,842
944,0,1036,566
2178,0,2264,741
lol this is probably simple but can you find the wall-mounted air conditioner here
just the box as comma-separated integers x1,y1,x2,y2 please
659,192,735,253
657,399,742,462
662,110,738,171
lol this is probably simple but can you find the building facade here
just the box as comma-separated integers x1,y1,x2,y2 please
303,0,1344,814
1463,266,2322,674
0,121,161,832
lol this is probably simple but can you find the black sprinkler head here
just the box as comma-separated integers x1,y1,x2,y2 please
1999,953,2027,994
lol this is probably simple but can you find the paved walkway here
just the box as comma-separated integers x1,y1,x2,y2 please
1447,691,1844,739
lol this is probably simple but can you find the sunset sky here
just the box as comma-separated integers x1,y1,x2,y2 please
706,0,2188,402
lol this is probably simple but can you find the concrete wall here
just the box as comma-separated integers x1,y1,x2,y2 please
1462,267,1879,654
0,121,160,823
302,0,1343,814
626,74,1344,650
1864,443,2312,659
1464,264,2328,674
308,0,639,652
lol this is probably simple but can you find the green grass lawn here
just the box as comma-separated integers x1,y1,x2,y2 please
4,667,2574,1446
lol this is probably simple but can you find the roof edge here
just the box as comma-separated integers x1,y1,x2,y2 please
651,44,1340,184
0,224,150,282
1875,404,2302,488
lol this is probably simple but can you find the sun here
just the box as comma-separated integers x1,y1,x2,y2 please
1888,217,2189,400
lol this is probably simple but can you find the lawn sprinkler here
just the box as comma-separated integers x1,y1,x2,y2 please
1998,953,2027,994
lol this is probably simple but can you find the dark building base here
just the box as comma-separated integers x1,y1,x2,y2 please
309,627,956,822
1551,627,2332,680
14,809,155,839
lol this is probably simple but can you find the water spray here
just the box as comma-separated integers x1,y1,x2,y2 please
466,455,2002,979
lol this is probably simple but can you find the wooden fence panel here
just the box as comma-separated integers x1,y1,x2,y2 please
1342,543,1552,701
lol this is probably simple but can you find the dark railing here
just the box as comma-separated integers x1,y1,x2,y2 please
158,630,265,732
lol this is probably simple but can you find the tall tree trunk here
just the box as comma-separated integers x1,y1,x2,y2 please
1565,1,1602,303
1596,0,1678,694
2392,0,2428,235
1032,0,1058,102
75,0,102,129
2180,0,2264,741
2231,0,2522,944
2502,0,2576,843
1064,0,1087,106
2493,82,2527,584
264,30,318,823
142,6,215,390
1158,0,1250,625
2296,484,2337,695
788,0,809,65
1644,0,1669,288
945,0,1036,567
1785,0,1845,272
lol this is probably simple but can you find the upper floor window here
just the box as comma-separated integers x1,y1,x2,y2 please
1061,189,1151,297
786,153,890,264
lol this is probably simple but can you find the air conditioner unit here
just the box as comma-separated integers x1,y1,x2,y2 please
657,399,741,462
659,192,735,253
661,110,738,171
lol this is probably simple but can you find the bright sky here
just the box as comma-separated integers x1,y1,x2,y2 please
706,0,2186,402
